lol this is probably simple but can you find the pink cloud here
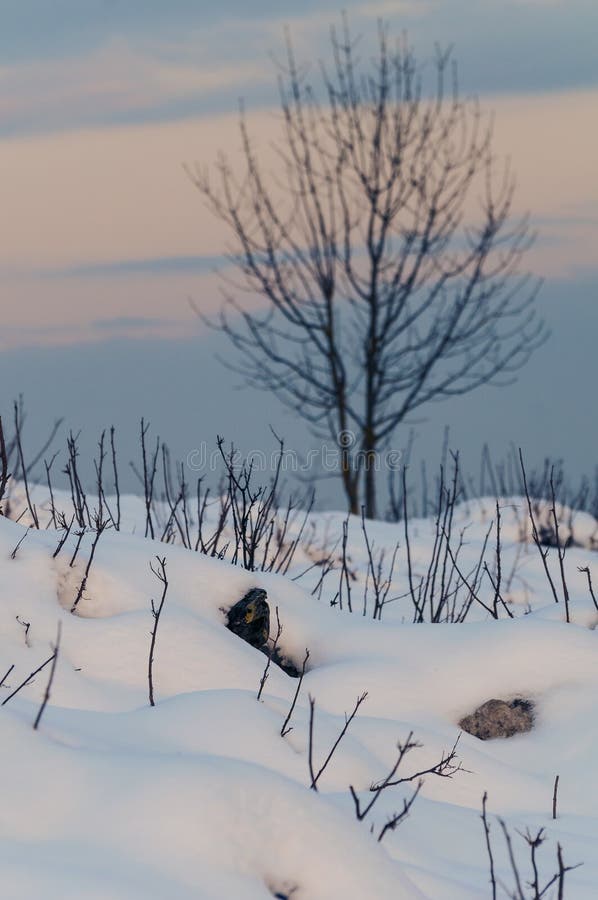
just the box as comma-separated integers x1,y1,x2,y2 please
1,88,596,348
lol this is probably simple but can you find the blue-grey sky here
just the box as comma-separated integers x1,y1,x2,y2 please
1,0,597,501
2,273,597,507
2,1,598,96
0,1,597,140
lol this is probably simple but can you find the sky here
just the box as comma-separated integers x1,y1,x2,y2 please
1,0,597,503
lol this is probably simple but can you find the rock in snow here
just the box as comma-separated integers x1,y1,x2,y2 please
458,697,535,740
226,588,271,648
226,588,301,676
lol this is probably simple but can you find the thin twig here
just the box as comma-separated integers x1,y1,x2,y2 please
313,692,368,789
519,449,560,606
549,470,571,622
148,556,168,707
481,792,497,900
16,616,31,647
308,691,368,791
577,566,598,612
498,818,526,900
33,622,62,730
110,426,121,531
402,466,421,620
71,517,107,612
10,527,31,560
307,694,318,790
377,780,423,843
53,514,75,559
13,401,39,528
280,648,310,737
257,606,282,701
1,652,56,706
0,664,14,687
0,415,10,515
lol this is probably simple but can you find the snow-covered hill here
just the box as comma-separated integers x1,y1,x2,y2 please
1,496,597,898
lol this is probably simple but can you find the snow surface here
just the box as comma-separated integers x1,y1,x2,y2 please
1,492,597,898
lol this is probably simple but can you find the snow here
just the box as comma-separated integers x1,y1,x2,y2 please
1,492,597,898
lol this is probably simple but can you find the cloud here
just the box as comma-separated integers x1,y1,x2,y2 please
55,255,224,279
356,1,434,15
2,87,597,270
0,37,269,136
0,81,596,350
0,264,222,352
1,1,597,140
91,316,177,331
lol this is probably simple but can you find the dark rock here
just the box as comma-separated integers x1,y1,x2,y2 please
225,588,301,677
226,588,270,648
459,697,534,741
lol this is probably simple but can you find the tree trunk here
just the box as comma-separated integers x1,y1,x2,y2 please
364,462,376,520
363,432,377,520
341,446,359,515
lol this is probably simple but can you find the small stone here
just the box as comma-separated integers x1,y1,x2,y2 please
459,697,534,740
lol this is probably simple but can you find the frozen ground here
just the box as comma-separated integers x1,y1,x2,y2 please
1,490,597,898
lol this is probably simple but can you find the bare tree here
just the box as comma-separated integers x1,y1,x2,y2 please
191,20,546,518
